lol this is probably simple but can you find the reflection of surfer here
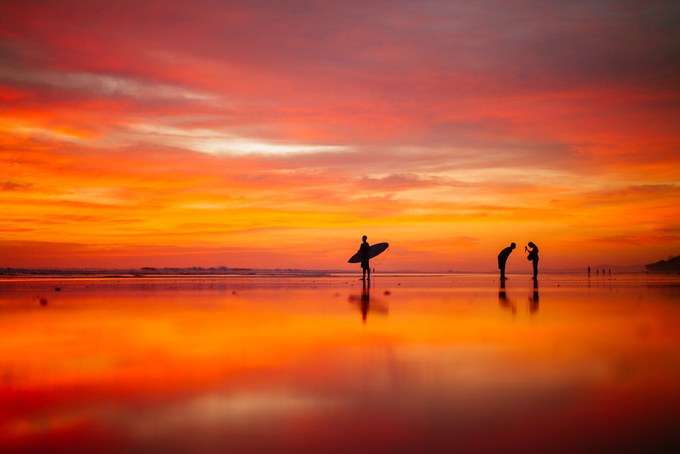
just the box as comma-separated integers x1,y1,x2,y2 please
358,235,370,281
497,243,516,281
361,280,370,324
349,280,388,324
525,242,539,280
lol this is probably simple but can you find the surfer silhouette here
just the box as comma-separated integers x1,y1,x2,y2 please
358,235,370,281
497,243,516,281
526,242,539,280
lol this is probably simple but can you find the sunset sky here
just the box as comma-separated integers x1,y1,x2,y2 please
1,0,678,271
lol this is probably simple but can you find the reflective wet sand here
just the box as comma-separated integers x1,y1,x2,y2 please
1,274,680,453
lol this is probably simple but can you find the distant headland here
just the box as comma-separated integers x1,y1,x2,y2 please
645,255,680,273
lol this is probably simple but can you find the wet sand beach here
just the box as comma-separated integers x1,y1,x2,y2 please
1,273,680,453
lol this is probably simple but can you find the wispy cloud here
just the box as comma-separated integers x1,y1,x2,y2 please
0,180,32,191
0,65,215,101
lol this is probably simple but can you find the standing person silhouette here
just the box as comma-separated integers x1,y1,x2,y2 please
526,242,539,280
497,243,516,281
358,235,370,281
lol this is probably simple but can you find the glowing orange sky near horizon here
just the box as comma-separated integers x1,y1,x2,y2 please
1,0,679,271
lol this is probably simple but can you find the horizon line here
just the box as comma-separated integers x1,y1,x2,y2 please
0,265,650,275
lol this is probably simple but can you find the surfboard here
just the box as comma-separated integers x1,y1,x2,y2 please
348,242,389,263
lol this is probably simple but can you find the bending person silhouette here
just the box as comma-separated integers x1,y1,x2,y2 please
497,243,516,281
358,235,370,281
526,242,539,280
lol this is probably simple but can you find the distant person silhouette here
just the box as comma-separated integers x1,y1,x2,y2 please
358,235,370,281
497,243,516,281
588,266,591,275
526,242,539,280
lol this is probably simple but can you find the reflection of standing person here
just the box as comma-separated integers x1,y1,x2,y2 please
526,242,539,280
358,235,370,281
529,280,539,313
497,243,516,281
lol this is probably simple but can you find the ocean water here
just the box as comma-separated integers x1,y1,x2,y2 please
1,273,679,453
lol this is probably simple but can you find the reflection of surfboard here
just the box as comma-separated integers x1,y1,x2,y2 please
348,242,389,263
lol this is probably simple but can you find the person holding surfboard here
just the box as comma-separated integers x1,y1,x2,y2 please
498,242,516,281
525,242,539,280
359,235,370,281
348,239,389,278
